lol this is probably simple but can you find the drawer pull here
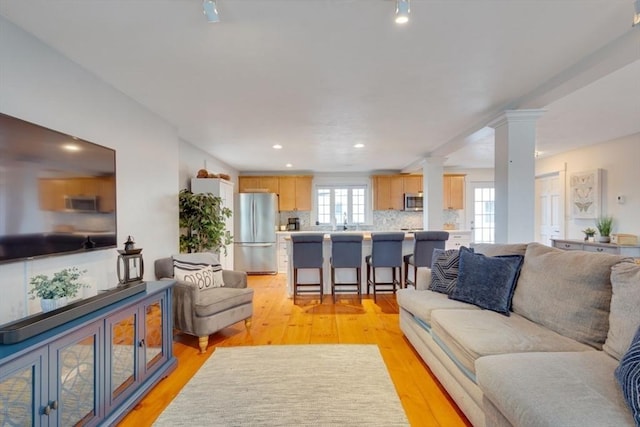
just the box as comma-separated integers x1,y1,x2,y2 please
564,244,571,248
597,248,604,252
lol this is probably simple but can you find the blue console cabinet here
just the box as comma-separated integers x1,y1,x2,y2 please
0,280,176,426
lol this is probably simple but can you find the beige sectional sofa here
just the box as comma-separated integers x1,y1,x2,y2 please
397,242,639,427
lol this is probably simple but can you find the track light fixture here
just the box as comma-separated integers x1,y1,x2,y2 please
634,0,640,26
203,0,220,23
395,0,410,24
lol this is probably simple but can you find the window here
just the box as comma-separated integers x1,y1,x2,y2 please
472,185,495,243
316,186,367,225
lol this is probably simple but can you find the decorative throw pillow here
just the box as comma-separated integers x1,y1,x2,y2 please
448,246,524,316
429,248,471,294
173,259,224,289
614,324,640,425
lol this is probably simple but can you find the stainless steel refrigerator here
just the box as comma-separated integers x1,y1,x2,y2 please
234,193,278,274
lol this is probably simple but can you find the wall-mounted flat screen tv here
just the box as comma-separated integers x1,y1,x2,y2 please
0,112,117,264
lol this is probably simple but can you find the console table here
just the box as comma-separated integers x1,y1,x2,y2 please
551,239,640,258
0,280,176,426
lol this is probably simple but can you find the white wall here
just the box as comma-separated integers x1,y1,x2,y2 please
536,133,640,240
0,17,180,324
179,140,238,190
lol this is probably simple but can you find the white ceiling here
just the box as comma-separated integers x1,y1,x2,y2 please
1,0,638,173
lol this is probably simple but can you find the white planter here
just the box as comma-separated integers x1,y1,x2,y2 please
598,236,611,243
41,297,68,312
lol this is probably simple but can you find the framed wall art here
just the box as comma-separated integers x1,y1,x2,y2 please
569,169,602,219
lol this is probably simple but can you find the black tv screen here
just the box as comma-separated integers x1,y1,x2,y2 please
0,112,117,264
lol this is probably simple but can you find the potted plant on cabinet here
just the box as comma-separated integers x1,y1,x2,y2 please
179,189,233,254
29,267,87,312
582,227,596,242
595,216,614,243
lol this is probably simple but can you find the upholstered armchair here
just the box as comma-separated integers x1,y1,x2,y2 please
155,253,253,353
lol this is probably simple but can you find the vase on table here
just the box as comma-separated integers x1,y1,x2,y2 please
598,236,610,243
41,297,68,312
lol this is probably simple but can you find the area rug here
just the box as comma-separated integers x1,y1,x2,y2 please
154,344,409,426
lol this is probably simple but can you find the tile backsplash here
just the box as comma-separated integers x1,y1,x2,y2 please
279,210,428,231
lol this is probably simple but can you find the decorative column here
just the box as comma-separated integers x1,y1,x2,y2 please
489,110,545,243
421,157,446,231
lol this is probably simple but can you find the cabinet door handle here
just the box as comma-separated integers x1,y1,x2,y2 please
139,339,145,348
43,405,51,416
43,400,57,415
51,400,58,410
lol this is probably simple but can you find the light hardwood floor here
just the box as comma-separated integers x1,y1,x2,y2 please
119,274,471,427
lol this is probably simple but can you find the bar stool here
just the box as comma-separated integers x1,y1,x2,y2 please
330,233,364,303
291,233,325,304
403,231,449,288
366,232,405,302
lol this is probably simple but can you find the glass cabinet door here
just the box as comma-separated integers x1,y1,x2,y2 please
50,322,102,426
105,306,138,412
0,348,47,426
144,298,165,373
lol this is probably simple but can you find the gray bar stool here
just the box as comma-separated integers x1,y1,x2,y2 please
403,231,449,288
330,233,364,303
291,233,325,304
366,232,405,302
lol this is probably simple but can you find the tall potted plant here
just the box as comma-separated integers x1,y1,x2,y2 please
179,189,233,254
595,216,613,243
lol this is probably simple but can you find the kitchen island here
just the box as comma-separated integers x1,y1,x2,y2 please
283,232,420,297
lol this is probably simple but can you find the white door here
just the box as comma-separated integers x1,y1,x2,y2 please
469,182,495,244
535,174,563,246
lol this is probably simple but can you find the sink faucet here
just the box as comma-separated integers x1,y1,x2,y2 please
343,213,348,231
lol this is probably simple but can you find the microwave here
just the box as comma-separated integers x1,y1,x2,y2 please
404,193,423,211
65,195,98,212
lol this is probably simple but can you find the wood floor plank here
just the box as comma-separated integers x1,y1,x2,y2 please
118,274,471,427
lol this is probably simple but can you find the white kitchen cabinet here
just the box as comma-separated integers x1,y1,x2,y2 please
277,232,290,273
190,178,235,270
445,231,472,250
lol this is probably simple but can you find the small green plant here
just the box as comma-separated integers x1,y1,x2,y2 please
595,216,613,237
582,227,596,237
179,189,233,254
29,267,87,300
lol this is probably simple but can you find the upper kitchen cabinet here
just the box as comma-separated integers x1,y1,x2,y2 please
238,176,279,193
278,176,312,211
373,175,404,210
403,175,423,194
443,174,465,210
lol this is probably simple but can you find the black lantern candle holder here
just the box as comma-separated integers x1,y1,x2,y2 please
117,236,144,284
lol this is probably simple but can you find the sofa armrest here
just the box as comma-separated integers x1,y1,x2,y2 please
415,267,432,291
170,279,197,334
223,270,248,289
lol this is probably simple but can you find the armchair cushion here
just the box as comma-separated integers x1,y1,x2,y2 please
173,253,225,288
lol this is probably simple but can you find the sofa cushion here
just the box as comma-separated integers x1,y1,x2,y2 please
476,351,636,427
194,287,254,317
396,289,479,332
604,261,640,360
429,248,466,294
471,243,528,257
512,242,627,349
430,309,594,381
449,247,523,315
615,324,640,425
174,263,216,289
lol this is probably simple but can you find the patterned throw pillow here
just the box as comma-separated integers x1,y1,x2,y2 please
615,324,640,425
173,259,224,289
429,248,469,294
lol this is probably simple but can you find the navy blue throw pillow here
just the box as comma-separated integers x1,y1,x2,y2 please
448,246,524,316
615,324,640,425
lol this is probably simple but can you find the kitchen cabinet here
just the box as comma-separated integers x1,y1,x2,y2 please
372,175,410,210
38,177,116,213
238,176,279,193
443,174,465,210
445,231,472,250
403,175,423,194
191,178,235,270
0,281,175,427
278,176,312,211
277,233,289,273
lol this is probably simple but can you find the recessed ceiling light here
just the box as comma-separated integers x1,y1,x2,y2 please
62,143,81,152
273,144,283,149
354,143,365,148
285,163,293,168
